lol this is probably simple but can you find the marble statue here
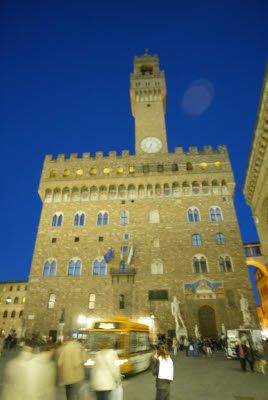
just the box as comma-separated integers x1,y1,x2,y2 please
171,296,186,332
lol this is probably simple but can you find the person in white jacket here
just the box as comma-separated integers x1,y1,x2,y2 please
152,343,174,400
90,338,121,400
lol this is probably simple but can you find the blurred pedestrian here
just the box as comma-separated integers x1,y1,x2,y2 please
172,337,178,357
90,337,121,400
152,343,174,400
57,338,86,400
183,337,189,357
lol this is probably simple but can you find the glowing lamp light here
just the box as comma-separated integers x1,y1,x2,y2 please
85,358,94,366
77,315,86,325
140,317,153,327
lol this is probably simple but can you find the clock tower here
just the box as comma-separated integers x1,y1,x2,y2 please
130,52,168,155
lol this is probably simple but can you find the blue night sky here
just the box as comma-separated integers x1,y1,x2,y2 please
1,1,267,305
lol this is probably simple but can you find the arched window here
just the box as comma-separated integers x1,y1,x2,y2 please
120,261,127,272
81,187,89,201
164,184,170,197
202,181,210,194
68,259,81,276
192,234,202,246
182,182,190,196
192,182,200,195
149,210,159,223
212,180,220,195
11,310,15,318
19,310,23,318
100,186,108,200
90,186,98,200
72,187,80,201
76,169,83,176
138,185,145,198
210,207,223,221
172,183,180,197
119,185,127,199
53,188,61,202
52,213,63,227
93,260,106,275
120,211,129,225
222,180,229,195
155,184,162,197
62,187,70,202
109,186,117,200
218,256,233,272
63,169,70,177
151,260,163,274
74,212,85,226
48,293,56,309
89,293,96,309
97,212,109,225
14,297,19,304
187,208,200,222
119,294,125,309
192,255,208,273
6,297,12,304
3,311,8,318
45,189,52,203
50,170,56,178
216,233,225,244
128,185,136,199
43,259,57,276
147,185,153,198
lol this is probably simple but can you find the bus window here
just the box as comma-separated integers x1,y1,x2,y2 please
87,331,125,355
129,332,150,353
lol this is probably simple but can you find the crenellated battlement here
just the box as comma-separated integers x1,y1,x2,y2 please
45,145,228,163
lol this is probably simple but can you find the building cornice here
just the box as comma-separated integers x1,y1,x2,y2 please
243,61,268,205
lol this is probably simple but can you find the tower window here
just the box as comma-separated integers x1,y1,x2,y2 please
147,104,151,107
140,65,153,75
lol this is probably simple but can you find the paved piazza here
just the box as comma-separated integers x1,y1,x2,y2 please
0,351,266,400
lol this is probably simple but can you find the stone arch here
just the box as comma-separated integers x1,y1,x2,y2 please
198,305,217,338
246,260,268,277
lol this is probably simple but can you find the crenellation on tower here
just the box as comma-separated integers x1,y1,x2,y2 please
70,153,78,159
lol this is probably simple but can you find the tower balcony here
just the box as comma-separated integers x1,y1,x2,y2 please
110,267,136,283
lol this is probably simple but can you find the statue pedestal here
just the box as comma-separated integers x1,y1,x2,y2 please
176,328,188,340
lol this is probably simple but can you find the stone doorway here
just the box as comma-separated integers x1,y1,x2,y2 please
198,305,217,338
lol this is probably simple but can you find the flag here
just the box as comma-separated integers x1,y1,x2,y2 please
127,245,134,265
104,247,113,263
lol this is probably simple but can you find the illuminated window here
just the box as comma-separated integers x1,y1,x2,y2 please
200,162,208,170
90,168,97,175
0,297,3,304
68,259,81,276
93,260,106,275
215,161,222,169
22,296,26,304
193,255,208,273
117,166,124,174
74,212,85,226
63,169,70,177
218,256,233,272
50,170,56,178
89,293,96,309
192,234,202,246
76,169,83,176
216,233,225,244
52,213,63,227
103,167,110,175
48,293,56,309
6,297,12,304
129,166,135,174
120,211,129,225
43,259,57,276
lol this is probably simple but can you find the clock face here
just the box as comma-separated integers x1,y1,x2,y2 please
140,137,162,153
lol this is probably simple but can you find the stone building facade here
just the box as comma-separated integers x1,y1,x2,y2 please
243,63,268,266
0,281,28,337
24,53,258,340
